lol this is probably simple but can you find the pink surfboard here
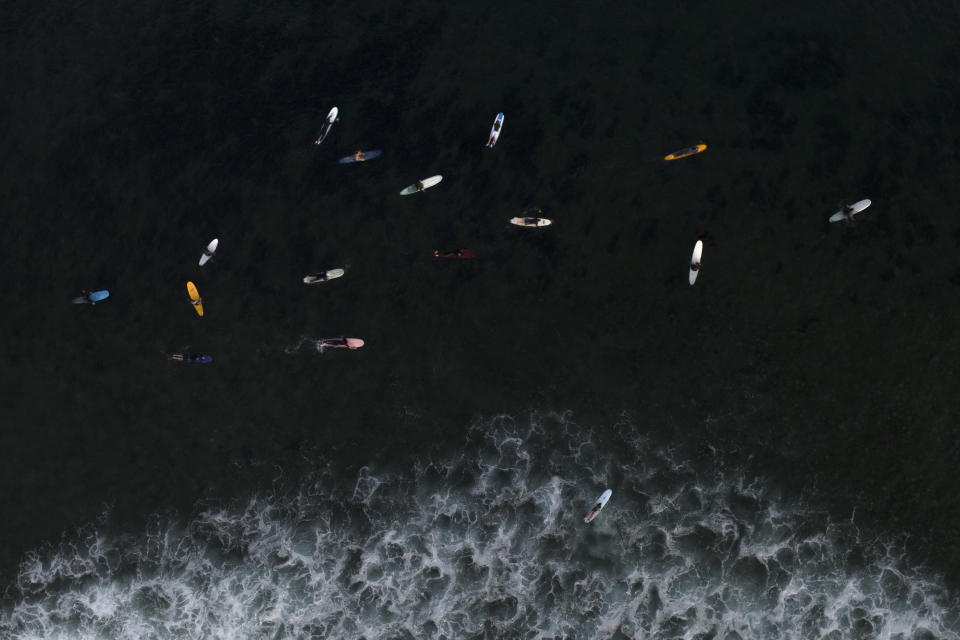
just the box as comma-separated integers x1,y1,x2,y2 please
320,338,364,349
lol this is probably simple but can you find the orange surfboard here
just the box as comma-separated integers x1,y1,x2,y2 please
664,143,707,161
187,281,204,317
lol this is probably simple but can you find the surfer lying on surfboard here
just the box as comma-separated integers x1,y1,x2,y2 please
433,249,476,259
320,337,364,350
584,489,612,523
72,290,110,305
664,143,707,161
486,112,504,148
314,107,339,145
169,352,212,363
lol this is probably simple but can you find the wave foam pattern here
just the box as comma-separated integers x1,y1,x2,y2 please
2,413,958,639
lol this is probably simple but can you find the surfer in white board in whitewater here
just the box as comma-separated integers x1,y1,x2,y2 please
584,489,612,523
585,501,604,521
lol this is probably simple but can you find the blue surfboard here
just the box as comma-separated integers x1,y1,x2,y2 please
338,149,382,164
169,353,213,364
74,290,109,304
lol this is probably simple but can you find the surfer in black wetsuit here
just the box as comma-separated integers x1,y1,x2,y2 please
690,262,701,272
415,180,425,192
586,502,602,520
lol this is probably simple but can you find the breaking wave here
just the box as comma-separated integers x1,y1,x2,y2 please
2,413,957,639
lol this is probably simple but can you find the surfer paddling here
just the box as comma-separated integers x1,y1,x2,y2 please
486,112,504,148
585,501,603,521
320,337,365,350
314,107,339,145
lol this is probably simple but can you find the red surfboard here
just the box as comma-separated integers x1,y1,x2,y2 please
433,249,477,259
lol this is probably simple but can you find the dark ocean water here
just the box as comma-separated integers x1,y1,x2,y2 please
2,0,960,633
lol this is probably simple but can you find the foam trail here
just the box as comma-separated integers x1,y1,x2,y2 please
283,337,331,355
1,412,957,639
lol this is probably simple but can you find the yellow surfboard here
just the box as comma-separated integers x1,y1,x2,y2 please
186,281,204,317
664,143,707,161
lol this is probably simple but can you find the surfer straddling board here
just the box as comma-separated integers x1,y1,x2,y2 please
400,175,442,195
186,281,204,317
338,149,382,164
689,240,703,286
829,198,871,223
199,238,218,266
510,207,552,228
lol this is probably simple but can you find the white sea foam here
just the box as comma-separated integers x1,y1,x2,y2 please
283,337,327,355
2,412,957,639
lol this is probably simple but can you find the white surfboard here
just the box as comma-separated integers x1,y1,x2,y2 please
510,216,553,228
400,175,443,195
689,240,703,285
314,106,338,145
199,238,218,266
303,268,345,284
829,198,871,223
486,112,504,148
584,489,612,524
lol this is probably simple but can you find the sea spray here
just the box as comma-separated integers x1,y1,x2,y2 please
2,412,957,639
